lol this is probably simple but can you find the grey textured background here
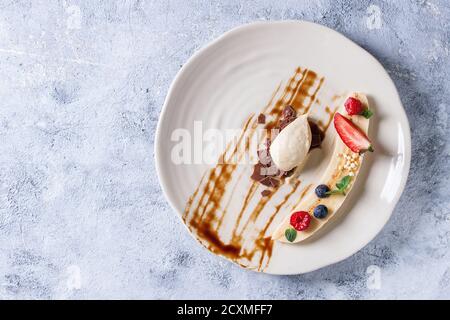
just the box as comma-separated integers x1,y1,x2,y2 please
0,0,449,299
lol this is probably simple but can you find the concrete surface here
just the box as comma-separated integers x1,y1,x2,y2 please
0,0,449,299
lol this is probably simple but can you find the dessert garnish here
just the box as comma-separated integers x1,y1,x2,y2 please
279,105,296,129
339,153,360,177
251,106,323,189
257,113,266,124
315,184,330,198
326,175,352,196
285,228,297,242
289,211,311,231
313,204,328,219
285,211,310,242
334,112,373,154
309,120,324,149
344,97,373,119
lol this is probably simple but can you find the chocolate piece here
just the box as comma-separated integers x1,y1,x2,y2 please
310,133,322,148
261,190,271,197
282,105,296,119
278,106,297,131
257,149,272,165
281,168,295,178
251,163,266,182
263,165,280,177
279,117,295,130
259,176,280,188
308,120,325,149
265,138,271,150
257,113,266,124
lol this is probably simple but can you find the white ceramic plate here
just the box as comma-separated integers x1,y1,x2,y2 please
155,21,411,275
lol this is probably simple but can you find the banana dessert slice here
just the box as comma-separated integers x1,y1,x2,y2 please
272,92,374,243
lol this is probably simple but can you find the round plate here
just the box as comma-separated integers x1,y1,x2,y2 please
155,21,411,275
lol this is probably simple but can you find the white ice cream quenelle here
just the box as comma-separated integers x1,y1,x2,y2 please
269,114,312,172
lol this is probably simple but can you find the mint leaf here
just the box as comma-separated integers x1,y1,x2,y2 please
285,228,297,242
336,175,351,190
326,176,352,196
361,109,374,119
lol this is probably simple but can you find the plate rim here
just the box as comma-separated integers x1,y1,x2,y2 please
154,20,412,275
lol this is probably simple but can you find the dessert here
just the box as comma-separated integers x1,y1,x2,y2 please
251,106,323,191
182,66,374,271
271,92,373,243
269,114,312,172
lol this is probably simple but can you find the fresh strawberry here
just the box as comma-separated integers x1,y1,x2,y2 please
334,112,374,154
344,97,374,119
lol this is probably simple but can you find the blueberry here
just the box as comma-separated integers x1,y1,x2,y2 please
315,184,330,198
313,205,328,219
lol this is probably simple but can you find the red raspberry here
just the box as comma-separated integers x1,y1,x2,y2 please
290,211,311,231
344,97,363,115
